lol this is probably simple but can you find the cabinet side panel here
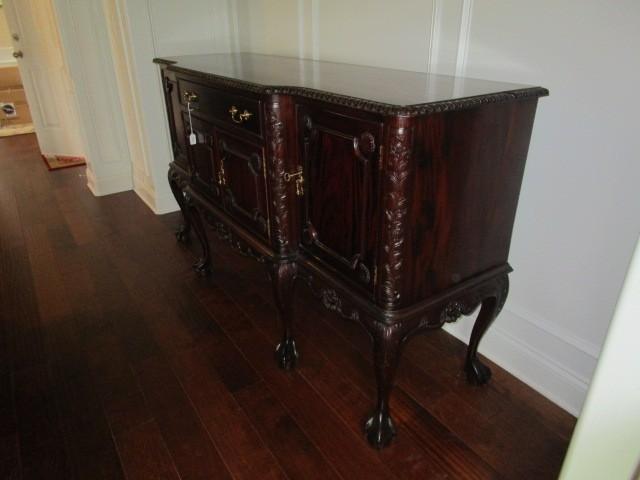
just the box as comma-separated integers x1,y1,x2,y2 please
403,99,539,304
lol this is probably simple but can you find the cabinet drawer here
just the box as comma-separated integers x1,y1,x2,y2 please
178,78,262,137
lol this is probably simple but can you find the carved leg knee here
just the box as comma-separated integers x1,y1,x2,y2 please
269,261,298,369
365,324,403,449
464,275,509,385
168,169,191,243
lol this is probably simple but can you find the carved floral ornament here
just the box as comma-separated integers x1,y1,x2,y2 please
266,103,289,250
380,126,411,308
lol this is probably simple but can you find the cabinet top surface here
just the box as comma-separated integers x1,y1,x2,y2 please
155,53,547,115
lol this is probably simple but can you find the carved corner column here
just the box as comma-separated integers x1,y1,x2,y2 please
265,96,299,368
378,117,413,310
365,116,414,448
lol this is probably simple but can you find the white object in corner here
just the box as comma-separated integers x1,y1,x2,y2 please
559,236,640,479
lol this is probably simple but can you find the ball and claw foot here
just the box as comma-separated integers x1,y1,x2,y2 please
192,258,211,277
175,225,190,244
465,357,492,385
275,338,298,370
364,410,396,449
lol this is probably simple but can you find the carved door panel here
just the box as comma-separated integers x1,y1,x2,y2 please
214,129,270,239
298,107,383,293
185,115,223,202
162,71,189,170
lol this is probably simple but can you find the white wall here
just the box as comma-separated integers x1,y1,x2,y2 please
228,0,640,415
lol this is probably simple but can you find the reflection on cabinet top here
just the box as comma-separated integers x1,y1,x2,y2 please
154,53,548,115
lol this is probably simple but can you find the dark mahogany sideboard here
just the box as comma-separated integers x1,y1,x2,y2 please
154,53,547,448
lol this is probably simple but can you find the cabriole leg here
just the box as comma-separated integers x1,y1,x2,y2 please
269,261,298,370
365,324,403,449
168,169,191,243
185,195,211,276
465,275,509,385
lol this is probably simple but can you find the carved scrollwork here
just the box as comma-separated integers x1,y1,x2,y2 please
379,126,412,308
266,102,290,252
358,263,371,284
408,273,510,336
353,131,376,163
248,153,262,177
440,302,465,324
299,273,360,322
203,216,265,263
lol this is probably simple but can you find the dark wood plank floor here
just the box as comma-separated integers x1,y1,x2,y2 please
0,134,575,479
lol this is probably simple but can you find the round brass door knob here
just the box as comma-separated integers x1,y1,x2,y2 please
12,51,23,58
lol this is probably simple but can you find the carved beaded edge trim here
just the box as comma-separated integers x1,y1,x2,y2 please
156,62,548,116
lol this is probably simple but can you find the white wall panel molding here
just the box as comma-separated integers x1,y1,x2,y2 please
426,0,441,75
53,0,133,196
311,0,320,61
454,0,473,78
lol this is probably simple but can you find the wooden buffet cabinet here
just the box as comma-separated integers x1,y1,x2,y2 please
155,53,547,448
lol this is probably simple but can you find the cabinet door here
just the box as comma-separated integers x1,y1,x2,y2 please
215,130,270,239
185,115,222,202
298,107,383,292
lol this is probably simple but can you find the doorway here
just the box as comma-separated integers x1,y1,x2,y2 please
0,5,34,137
0,0,84,159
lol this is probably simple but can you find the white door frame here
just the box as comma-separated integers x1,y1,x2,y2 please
2,0,85,157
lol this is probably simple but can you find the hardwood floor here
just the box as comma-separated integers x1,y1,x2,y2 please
0,134,575,479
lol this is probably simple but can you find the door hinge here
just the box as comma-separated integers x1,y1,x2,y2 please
283,166,304,196
378,145,384,171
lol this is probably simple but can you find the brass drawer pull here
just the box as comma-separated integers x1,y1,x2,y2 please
229,105,253,124
183,91,198,103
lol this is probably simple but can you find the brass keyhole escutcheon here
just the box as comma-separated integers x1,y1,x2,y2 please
283,167,304,196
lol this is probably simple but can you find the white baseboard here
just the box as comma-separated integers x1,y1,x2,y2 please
152,191,179,215
86,168,133,196
443,303,599,416
132,175,157,212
